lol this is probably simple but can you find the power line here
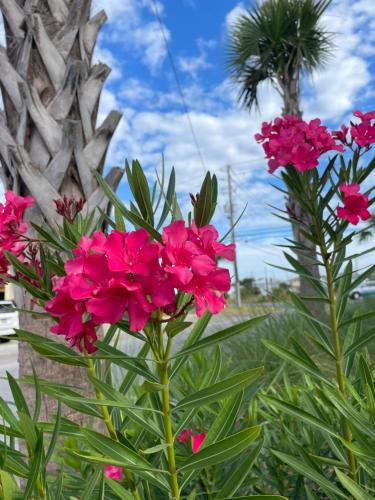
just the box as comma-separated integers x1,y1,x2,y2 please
151,0,206,173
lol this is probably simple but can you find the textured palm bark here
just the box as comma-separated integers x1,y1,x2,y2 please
279,71,321,306
0,0,123,422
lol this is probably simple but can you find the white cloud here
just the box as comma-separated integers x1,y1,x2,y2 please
178,38,215,79
92,0,169,73
302,0,374,122
225,2,246,32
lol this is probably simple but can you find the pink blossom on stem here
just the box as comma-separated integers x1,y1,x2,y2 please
177,428,206,453
177,428,193,443
337,183,371,225
255,115,344,173
0,192,34,280
191,433,206,453
162,220,235,317
350,109,375,148
105,465,122,480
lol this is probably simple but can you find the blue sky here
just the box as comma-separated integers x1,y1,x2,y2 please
91,0,375,281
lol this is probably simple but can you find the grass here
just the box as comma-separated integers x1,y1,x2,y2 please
221,296,375,382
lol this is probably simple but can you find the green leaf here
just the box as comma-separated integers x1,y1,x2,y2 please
271,450,346,498
15,329,88,367
173,315,268,359
114,206,126,231
339,311,375,329
157,166,176,229
170,311,211,380
23,430,44,500
0,396,21,434
288,292,332,355
194,172,214,227
3,251,40,281
324,387,375,439
80,467,102,500
129,160,154,225
223,497,287,499
344,326,375,357
81,429,169,491
284,253,327,298
179,426,261,473
0,470,18,500
217,438,264,498
31,365,41,422
120,343,151,395
203,391,244,446
105,477,133,500
262,395,339,438
263,340,332,385
335,468,374,500
142,380,165,393
6,372,30,418
175,368,263,411
44,401,61,465
94,170,162,242
95,341,157,382
165,321,192,338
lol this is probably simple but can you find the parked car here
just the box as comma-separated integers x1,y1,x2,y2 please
350,280,375,300
0,301,19,339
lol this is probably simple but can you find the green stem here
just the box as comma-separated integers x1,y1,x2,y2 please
87,356,141,500
323,251,357,482
159,331,180,499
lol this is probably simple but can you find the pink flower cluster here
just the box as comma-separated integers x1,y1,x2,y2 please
45,221,234,352
177,428,206,453
334,110,375,149
255,115,344,173
337,183,371,226
162,221,235,316
105,465,122,480
0,192,34,279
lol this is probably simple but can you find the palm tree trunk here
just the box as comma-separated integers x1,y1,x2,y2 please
280,75,321,305
0,0,123,422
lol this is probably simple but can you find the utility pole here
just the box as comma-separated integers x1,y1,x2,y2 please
226,165,242,307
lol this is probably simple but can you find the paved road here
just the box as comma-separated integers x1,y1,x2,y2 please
0,340,18,408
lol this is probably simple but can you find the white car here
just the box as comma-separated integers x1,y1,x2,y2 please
0,301,19,339
350,280,375,300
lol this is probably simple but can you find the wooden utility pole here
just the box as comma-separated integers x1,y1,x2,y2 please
226,165,241,307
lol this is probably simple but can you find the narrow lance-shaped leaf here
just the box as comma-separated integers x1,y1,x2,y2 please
217,438,264,499
179,426,261,473
175,367,263,411
172,315,268,359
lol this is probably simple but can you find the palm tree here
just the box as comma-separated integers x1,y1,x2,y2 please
227,0,333,299
0,0,122,422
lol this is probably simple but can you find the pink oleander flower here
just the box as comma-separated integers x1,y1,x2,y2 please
350,109,375,148
162,220,235,317
0,192,34,280
332,124,349,145
105,465,122,481
337,183,371,225
192,433,206,453
177,428,206,453
177,428,193,443
255,115,344,173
